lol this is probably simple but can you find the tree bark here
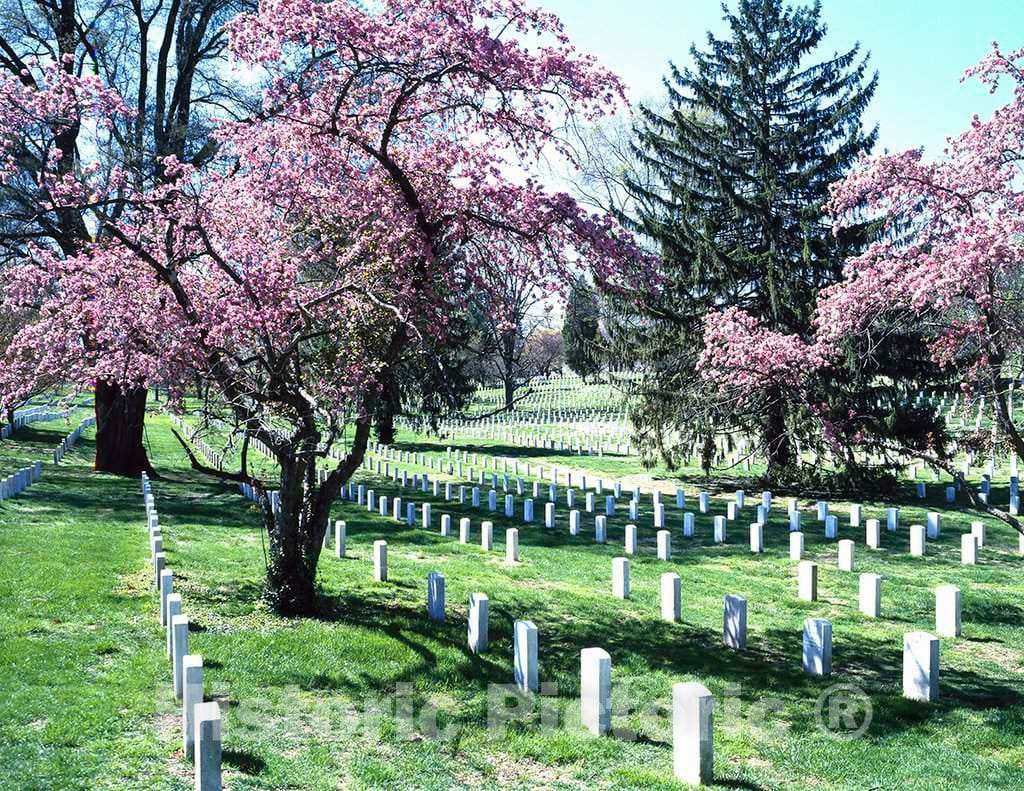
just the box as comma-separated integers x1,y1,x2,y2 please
375,375,399,444
94,381,154,477
503,375,515,412
762,394,794,475
262,450,319,615
259,411,371,617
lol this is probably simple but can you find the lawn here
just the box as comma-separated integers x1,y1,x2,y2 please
1,412,1023,789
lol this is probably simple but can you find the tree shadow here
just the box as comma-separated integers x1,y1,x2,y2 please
222,748,268,776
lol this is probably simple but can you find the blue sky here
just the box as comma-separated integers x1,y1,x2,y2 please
542,0,1022,155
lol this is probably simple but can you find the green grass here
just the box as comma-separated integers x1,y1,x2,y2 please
1,413,1023,789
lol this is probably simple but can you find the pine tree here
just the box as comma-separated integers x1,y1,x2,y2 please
562,278,602,381
619,0,880,477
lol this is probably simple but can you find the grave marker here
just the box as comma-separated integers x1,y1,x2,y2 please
935,585,961,637
194,701,222,791
612,557,630,599
427,572,445,622
859,573,881,618
672,682,713,786
374,540,388,582
514,620,538,692
661,573,681,622
723,595,747,650
469,593,489,653
798,561,817,601
903,632,940,702
581,648,612,736
802,618,832,676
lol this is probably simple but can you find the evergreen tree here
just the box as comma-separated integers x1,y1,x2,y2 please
619,0,882,477
562,278,602,381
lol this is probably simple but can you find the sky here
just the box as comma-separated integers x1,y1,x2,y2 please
541,0,1023,155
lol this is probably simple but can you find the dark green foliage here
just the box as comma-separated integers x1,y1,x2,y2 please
609,0,919,477
562,278,602,381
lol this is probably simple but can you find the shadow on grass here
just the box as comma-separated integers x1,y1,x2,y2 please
222,748,268,775
180,559,1024,746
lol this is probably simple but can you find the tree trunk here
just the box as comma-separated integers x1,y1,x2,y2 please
94,381,154,477
762,394,794,475
262,448,333,617
377,408,396,445
501,331,517,411
375,379,398,444
503,375,515,411
264,510,319,616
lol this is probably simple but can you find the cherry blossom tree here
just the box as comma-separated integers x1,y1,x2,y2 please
0,0,257,475
0,0,645,614
698,43,1024,524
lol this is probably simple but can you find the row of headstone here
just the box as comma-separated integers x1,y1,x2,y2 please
0,461,42,502
168,416,227,470
0,405,74,439
142,474,221,791
52,417,96,463
357,448,1024,571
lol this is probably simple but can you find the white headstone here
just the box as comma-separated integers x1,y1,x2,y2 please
838,539,854,572
859,573,881,618
903,631,940,702
468,593,489,654
514,620,538,692
194,701,222,791
865,519,880,550
580,647,612,736
506,528,519,564
182,655,203,759
789,531,804,560
713,516,726,544
657,529,672,560
723,594,747,650
961,533,977,565
661,573,681,623
672,682,714,786
802,618,832,676
166,594,182,660
625,524,638,555
612,557,630,599
749,523,763,553
886,507,900,531
798,561,817,601
427,571,445,622
935,585,961,637
373,540,388,582
172,614,189,700
159,569,173,627
910,524,926,557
